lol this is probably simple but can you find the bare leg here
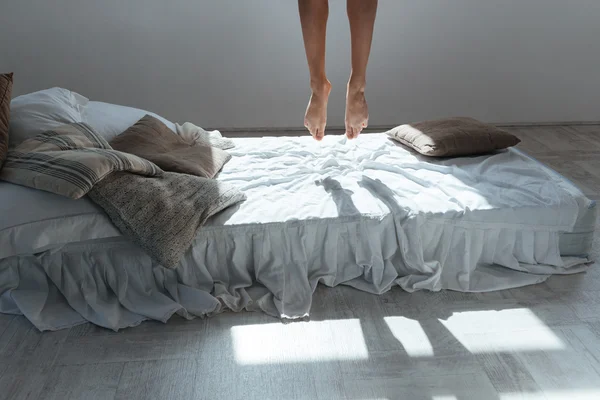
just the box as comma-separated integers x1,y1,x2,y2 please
299,0,332,141
345,0,378,139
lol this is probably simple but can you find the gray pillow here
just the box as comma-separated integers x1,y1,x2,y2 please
386,117,521,157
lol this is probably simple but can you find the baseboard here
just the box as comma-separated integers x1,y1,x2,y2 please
493,121,600,128
219,126,387,137
218,126,386,134
216,121,600,136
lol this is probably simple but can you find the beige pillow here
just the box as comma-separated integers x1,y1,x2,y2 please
0,122,162,199
110,115,231,179
386,117,521,157
0,72,13,169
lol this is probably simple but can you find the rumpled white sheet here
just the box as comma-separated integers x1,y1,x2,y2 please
0,133,595,331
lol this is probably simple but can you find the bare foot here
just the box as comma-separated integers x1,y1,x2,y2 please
345,85,369,139
304,80,332,141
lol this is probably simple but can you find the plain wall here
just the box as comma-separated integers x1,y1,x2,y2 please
1,0,599,129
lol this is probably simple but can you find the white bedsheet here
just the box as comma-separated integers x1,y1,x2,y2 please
0,133,595,331
213,134,582,228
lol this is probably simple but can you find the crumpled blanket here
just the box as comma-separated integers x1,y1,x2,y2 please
88,171,246,268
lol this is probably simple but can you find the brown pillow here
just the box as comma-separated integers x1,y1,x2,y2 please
110,115,231,179
0,73,13,169
386,117,520,157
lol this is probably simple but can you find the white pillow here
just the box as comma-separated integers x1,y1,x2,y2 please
9,87,88,147
82,101,176,141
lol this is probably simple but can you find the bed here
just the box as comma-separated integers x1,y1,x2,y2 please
0,96,596,331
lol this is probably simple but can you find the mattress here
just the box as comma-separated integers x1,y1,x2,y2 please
0,133,596,331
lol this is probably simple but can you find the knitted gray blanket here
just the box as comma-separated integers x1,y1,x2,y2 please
88,171,246,269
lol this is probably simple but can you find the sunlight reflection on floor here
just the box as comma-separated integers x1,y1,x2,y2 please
439,308,565,353
230,319,369,365
384,316,435,357
500,389,600,400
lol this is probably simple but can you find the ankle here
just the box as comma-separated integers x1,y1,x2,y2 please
310,79,331,95
348,75,366,94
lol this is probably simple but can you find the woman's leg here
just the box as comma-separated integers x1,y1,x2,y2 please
298,0,332,141
345,0,378,139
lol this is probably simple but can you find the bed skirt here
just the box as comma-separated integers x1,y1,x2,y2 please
0,212,592,332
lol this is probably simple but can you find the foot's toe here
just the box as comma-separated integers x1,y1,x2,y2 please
307,122,325,141
315,127,325,141
347,122,365,139
305,113,328,141
305,122,315,137
345,126,354,139
311,128,318,140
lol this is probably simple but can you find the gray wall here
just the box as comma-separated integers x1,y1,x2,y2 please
1,0,599,129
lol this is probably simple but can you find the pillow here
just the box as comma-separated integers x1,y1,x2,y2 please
110,115,231,179
9,87,88,147
83,101,176,141
0,73,13,169
386,117,521,157
176,121,235,150
0,122,162,199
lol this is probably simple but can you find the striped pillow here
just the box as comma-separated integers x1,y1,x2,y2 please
0,122,162,199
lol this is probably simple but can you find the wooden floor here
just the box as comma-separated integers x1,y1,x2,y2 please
1,124,599,400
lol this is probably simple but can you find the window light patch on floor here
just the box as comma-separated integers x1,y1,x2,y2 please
355,398,389,400
438,308,565,353
230,319,369,365
384,317,435,357
500,389,600,400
